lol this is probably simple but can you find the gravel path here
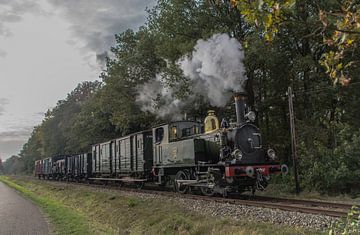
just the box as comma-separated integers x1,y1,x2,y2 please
0,182,49,235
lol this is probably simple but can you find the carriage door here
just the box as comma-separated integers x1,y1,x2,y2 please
154,127,165,164
132,135,139,171
96,145,101,172
116,139,121,173
92,146,96,173
130,136,134,171
110,141,116,174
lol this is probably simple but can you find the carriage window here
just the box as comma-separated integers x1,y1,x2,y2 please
155,127,164,143
138,139,143,150
181,125,199,137
170,126,178,140
182,127,191,137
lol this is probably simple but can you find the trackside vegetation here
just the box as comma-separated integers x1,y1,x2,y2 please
330,206,360,235
0,176,323,235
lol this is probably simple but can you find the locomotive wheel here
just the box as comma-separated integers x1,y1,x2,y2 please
200,187,215,196
174,170,189,194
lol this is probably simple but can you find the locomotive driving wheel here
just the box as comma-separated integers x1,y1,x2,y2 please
174,170,190,194
200,187,215,196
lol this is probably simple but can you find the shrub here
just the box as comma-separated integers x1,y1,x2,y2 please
329,206,360,235
298,125,360,195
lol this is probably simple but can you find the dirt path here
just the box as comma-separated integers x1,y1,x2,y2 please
0,181,49,235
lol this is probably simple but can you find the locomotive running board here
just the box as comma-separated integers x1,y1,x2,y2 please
89,177,147,182
175,179,210,187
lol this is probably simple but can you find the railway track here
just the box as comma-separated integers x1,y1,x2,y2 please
163,191,354,218
38,178,357,218
213,196,351,218
252,195,355,210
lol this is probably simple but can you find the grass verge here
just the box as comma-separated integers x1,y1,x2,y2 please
0,176,324,235
254,183,360,204
0,176,106,235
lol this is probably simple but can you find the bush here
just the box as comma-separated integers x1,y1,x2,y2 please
298,125,360,195
329,206,360,235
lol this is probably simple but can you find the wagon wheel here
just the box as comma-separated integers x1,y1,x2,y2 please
174,170,189,194
117,181,124,187
135,181,145,189
200,187,215,197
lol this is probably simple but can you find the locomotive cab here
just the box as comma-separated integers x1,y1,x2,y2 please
152,121,205,166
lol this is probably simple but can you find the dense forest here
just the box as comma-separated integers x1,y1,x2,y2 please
3,0,360,195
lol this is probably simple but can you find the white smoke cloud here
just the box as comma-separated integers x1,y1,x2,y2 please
136,74,187,120
178,33,247,107
137,33,247,119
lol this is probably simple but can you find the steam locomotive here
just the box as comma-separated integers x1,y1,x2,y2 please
35,93,288,196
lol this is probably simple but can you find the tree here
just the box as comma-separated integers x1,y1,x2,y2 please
18,81,102,174
231,0,360,85
2,156,24,175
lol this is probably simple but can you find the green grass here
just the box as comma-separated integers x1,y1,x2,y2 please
254,183,360,204
0,176,325,235
0,176,108,235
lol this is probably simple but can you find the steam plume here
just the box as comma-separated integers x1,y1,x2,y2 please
136,74,187,120
137,33,247,119
178,33,247,107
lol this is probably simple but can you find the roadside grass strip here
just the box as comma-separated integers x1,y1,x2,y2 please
0,176,325,235
0,176,92,235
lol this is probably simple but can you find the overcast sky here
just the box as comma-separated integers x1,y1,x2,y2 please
0,0,155,160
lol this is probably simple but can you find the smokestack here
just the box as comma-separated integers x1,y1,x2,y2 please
234,92,247,125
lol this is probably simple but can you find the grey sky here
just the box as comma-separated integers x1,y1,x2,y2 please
0,0,155,160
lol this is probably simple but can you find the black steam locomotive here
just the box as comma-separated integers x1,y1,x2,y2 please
35,93,288,196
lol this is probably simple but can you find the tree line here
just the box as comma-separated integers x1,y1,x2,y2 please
3,0,360,195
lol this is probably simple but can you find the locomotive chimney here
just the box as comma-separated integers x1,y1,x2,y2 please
234,92,247,125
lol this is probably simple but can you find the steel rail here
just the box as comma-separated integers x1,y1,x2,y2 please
250,195,357,210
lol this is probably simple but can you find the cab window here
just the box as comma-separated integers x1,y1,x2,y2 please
155,127,164,143
170,126,178,140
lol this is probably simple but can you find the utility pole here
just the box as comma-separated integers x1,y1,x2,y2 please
288,86,301,194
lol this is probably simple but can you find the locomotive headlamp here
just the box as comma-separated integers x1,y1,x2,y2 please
267,149,276,160
231,148,243,160
245,111,256,122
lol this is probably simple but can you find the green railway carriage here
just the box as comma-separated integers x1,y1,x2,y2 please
91,130,153,181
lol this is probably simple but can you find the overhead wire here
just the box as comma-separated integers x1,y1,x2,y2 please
292,81,360,95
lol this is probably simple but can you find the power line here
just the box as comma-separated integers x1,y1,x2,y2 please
293,81,360,95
